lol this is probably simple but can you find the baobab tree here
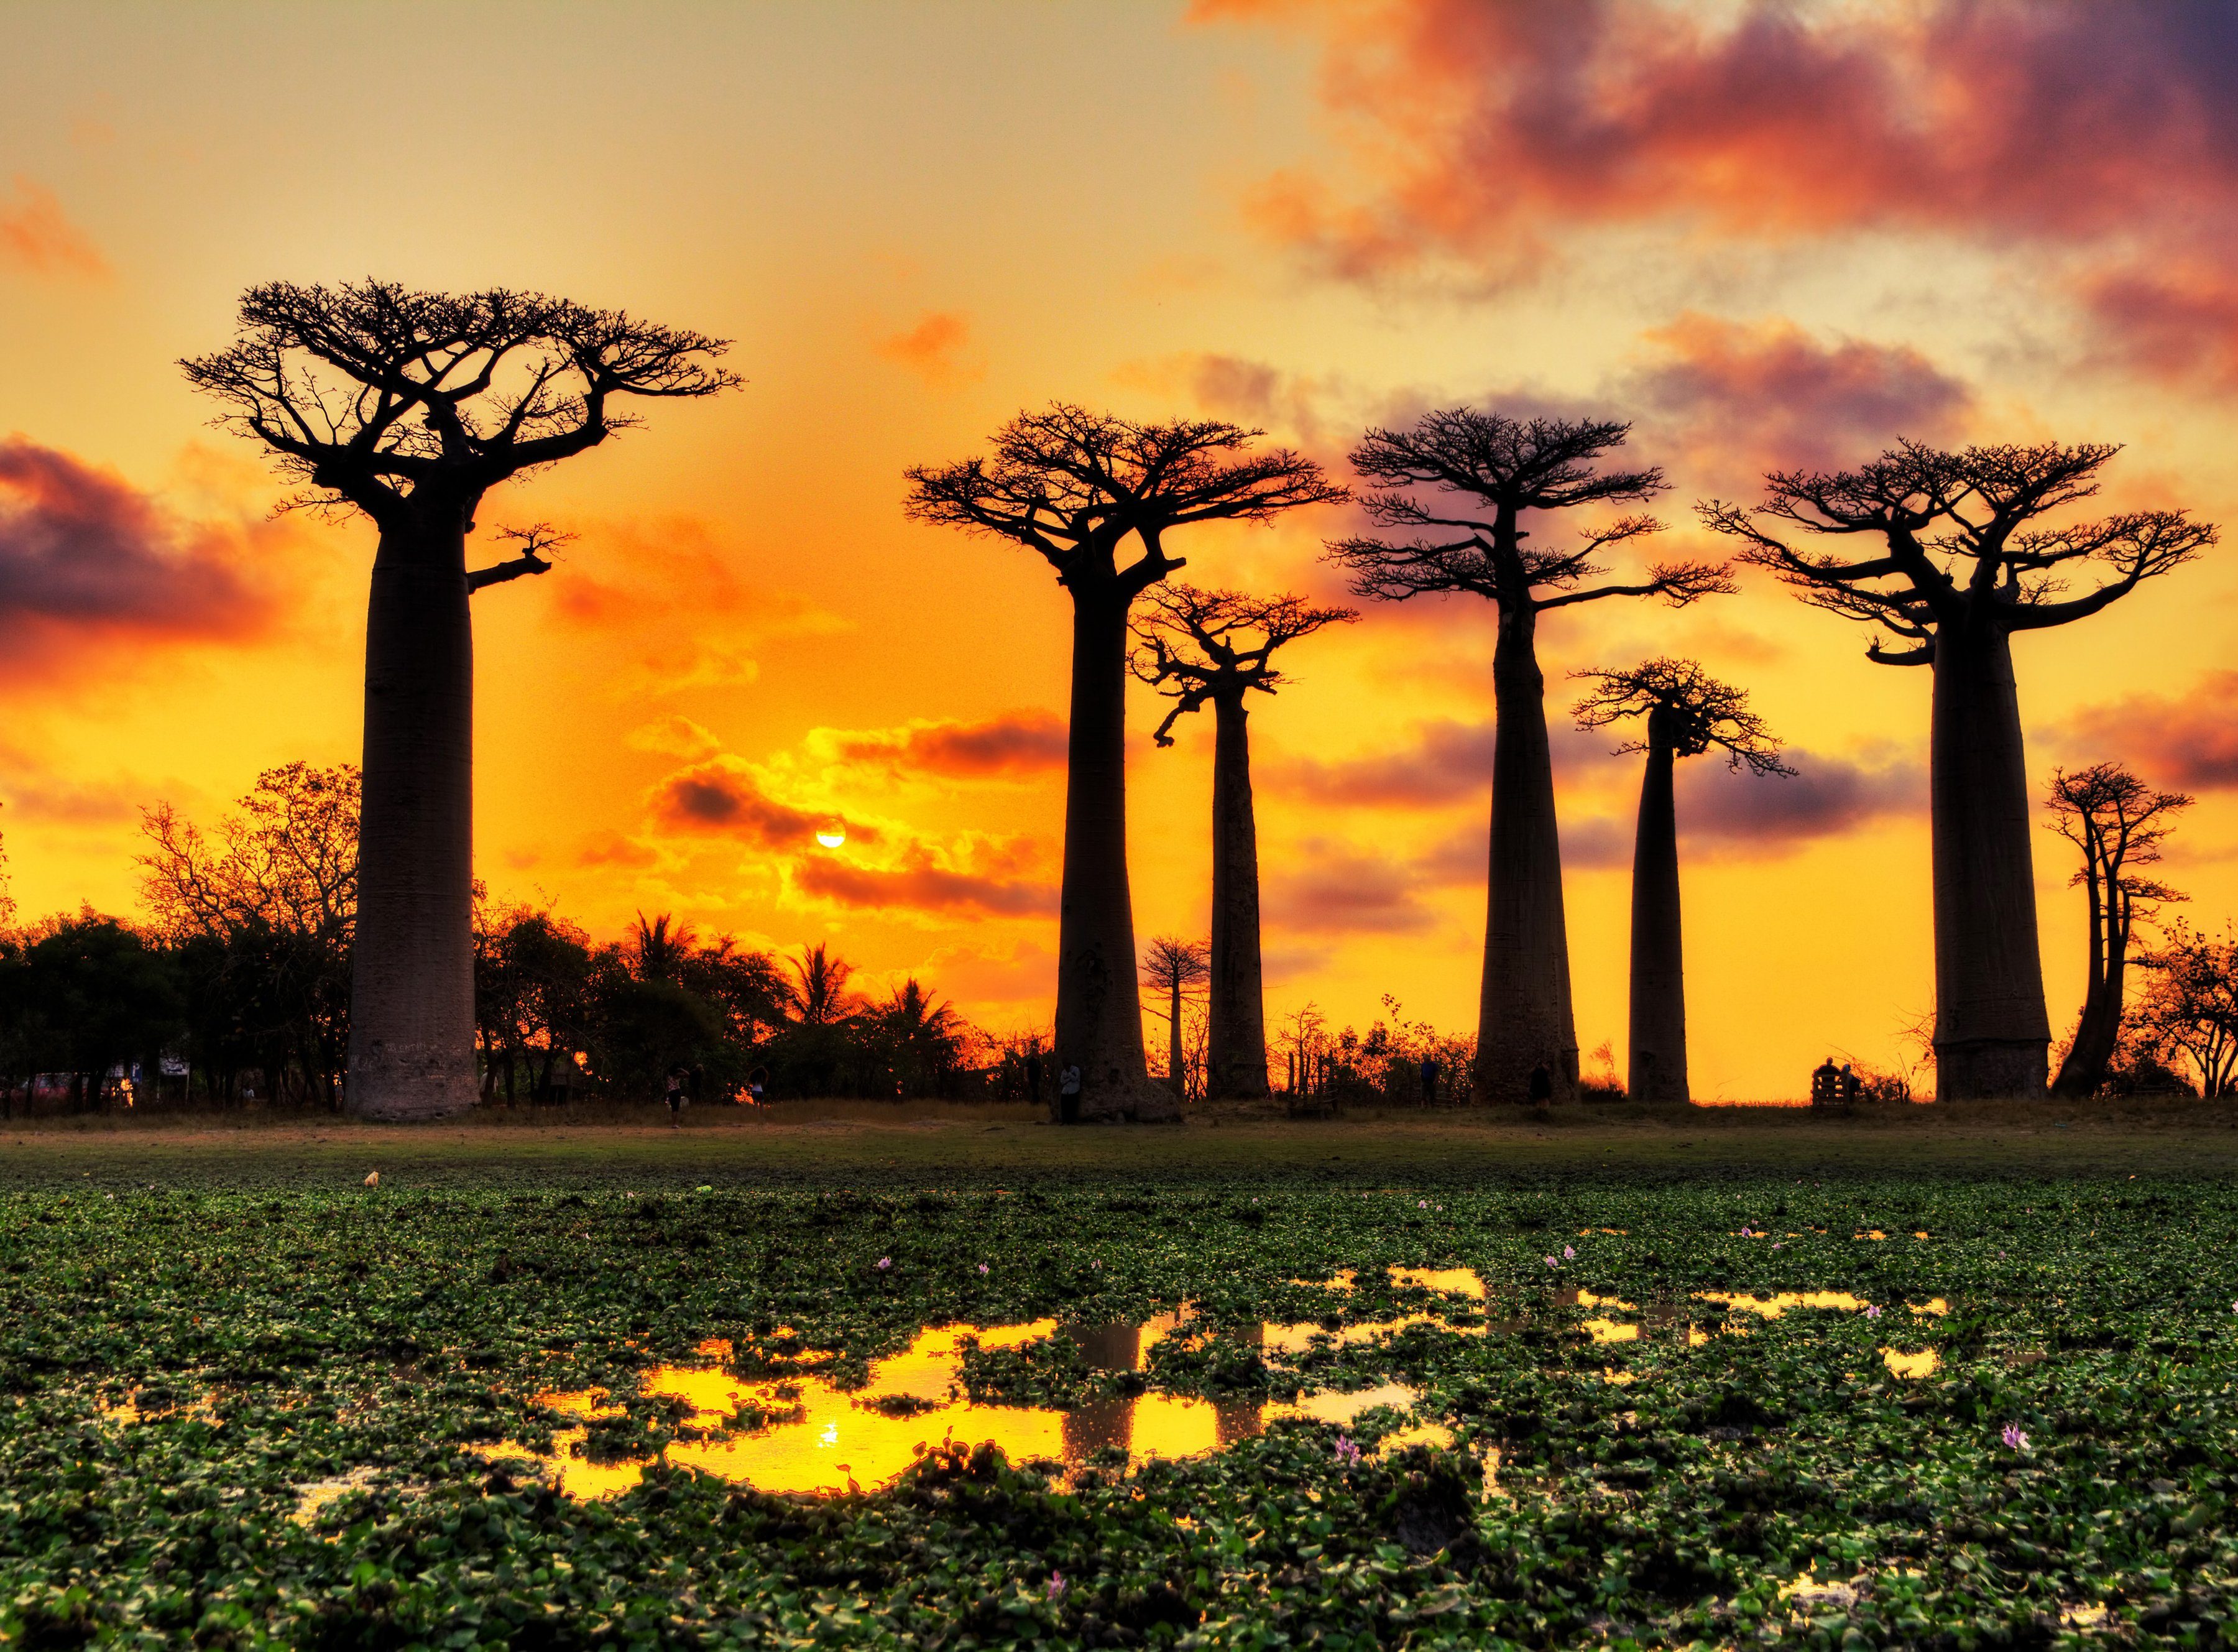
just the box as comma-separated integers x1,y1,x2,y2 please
906,407,1344,1122
1327,411,1731,1105
1703,441,2213,1099
2044,762,2190,1099
1131,585,1356,1097
182,283,737,1120
1572,658,1790,1105
1141,934,1210,1102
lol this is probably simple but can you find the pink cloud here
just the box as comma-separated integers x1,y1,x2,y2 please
0,177,107,279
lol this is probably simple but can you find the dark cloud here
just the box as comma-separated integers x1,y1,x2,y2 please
647,759,878,849
2063,673,2238,791
1217,1,2238,284
1675,745,1922,851
1267,844,1435,934
794,854,1056,918
1628,314,1974,480
0,438,273,674
832,710,1068,778
1280,718,1629,811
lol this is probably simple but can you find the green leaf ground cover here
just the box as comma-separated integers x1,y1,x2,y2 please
2,1143,2236,1647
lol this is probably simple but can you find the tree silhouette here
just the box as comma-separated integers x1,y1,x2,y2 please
1703,441,2213,1099
182,281,738,1120
1131,585,1355,1097
906,407,1344,1122
1141,934,1211,1102
1327,410,1731,1105
2044,763,2190,1098
2130,919,2238,1098
1572,659,1789,1105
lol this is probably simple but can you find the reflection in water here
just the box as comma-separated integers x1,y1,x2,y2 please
1881,1348,1941,1378
1698,1291,1948,1319
477,1318,1453,1502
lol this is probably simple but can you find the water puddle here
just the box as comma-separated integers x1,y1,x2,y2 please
472,1267,1955,1500
478,1318,1455,1501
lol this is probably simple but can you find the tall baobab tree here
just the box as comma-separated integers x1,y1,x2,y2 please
1703,441,2212,1099
182,283,737,1120
1131,585,1356,1097
1141,934,1211,1101
1571,658,1790,1105
2045,763,2190,1099
1328,411,1731,1105
906,407,1345,1122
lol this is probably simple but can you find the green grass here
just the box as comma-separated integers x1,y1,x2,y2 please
3,1106,2236,1646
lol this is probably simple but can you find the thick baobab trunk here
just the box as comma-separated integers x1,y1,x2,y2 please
1053,589,1179,1123
1930,622,2050,1099
1627,727,1687,1103
348,512,480,1120
1477,602,1580,1104
1207,691,1269,1097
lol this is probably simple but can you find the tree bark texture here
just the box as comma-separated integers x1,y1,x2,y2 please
1627,728,1687,1103
1478,602,1580,1104
1207,691,1270,1097
348,513,480,1120
1054,591,1179,1122
1930,622,2050,1099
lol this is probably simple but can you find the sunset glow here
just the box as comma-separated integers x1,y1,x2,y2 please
6,1,2236,1098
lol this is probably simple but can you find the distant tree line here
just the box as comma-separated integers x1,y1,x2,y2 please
0,768,985,1115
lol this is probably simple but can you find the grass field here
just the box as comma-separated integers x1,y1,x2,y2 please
4,1103,2235,1646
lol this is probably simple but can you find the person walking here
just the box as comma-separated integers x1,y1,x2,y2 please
1059,1063,1082,1125
1419,1056,1439,1105
664,1064,689,1125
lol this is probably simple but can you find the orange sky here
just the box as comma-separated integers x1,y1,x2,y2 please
4,1,2236,1099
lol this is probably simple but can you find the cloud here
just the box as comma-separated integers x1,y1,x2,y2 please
1675,745,1922,852
1210,1,2238,285
1279,718,1494,808
575,829,662,870
793,851,1056,918
627,714,724,761
646,756,877,850
822,709,1067,778
2063,672,2238,791
1278,717,1629,811
0,177,107,279
1268,842,1436,934
1627,314,1974,481
875,310,982,386
2078,261,2238,392
0,437,275,678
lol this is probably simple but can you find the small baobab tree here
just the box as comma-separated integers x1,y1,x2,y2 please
1327,411,1731,1105
2045,763,2190,1098
1141,934,1211,1102
906,407,1344,1122
1571,658,1790,1105
1703,441,2213,1099
183,281,738,1120
1131,585,1356,1097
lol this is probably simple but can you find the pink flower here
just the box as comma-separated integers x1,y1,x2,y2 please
1047,1571,1067,1600
1864,1304,1883,1319
876,1257,892,1270
1544,1255,1559,1268
2002,1424,2030,1451
977,1262,990,1275
1333,1434,1363,1465
1562,1245,1576,1260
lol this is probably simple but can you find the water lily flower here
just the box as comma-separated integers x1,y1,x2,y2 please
1047,1571,1067,1599
2002,1424,2030,1450
1563,1245,1576,1260
1333,1434,1362,1465
1544,1255,1559,1268
877,1257,892,1270
977,1263,990,1275
1864,1304,1883,1319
